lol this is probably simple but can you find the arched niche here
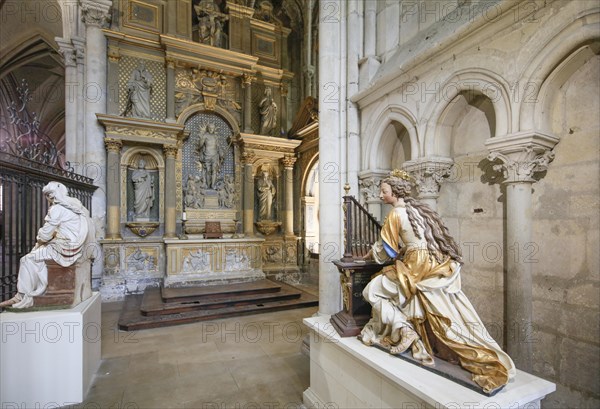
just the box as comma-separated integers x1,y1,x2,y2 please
120,147,165,224
433,90,496,158
301,159,319,255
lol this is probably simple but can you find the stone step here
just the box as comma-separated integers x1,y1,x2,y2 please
140,285,301,316
118,281,318,331
160,279,282,303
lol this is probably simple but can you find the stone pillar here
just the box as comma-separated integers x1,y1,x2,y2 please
485,131,558,371
82,0,111,277
106,44,120,115
242,74,254,134
318,0,344,316
163,145,179,238
72,37,86,167
280,83,289,134
303,0,314,98
359,0,380,88
166,57,176,122
281,154,296,237
403,158,454,211
242,150,256,236
55,38,78,165
104,138,122,240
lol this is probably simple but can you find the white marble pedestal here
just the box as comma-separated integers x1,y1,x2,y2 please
303,315,556,408
0,292,102,407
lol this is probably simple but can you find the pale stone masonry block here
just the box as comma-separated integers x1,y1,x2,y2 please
531,331,558,379
532,277,565,304
566,283,600,308
560,306,600,345
559,339,600,395
532,221,587,280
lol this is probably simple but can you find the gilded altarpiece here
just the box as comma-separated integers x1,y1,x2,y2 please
98,0,305,300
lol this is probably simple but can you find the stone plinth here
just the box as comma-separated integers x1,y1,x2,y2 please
164,238,265,287
0,293,101,406
303,315,556,408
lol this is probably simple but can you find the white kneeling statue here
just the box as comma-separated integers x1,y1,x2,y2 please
0,182,95,309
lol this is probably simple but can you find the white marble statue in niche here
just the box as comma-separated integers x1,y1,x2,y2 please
259,87,278,135
256,164,276,220
123,62,153,119
196,122,226,189
131,158,155,220
0,182,95,309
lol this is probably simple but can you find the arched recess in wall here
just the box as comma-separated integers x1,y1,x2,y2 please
424,71,511,157
0,31,66,161
516,9,599,131
363,106,418,171
301,157,319,256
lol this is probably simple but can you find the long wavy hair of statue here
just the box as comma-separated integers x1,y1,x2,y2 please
382,176,462,264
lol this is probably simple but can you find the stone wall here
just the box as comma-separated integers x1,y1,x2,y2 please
354,1,600,406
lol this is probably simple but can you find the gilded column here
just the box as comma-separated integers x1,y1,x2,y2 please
242,74,254,134
485,131,558,371
241,150,256,236
104,138,122,240
55,38,78,165
166,57,176,122
281,154,296,237
163,145,179,238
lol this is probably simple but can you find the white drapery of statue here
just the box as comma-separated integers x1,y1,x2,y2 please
123,62,153,119
256,165,276,220
259,87,277,135
359,170,516,394
0,182,94,309
131,158,155,219
196,122,225,189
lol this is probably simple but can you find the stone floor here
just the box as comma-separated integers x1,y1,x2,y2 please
80,302,319,409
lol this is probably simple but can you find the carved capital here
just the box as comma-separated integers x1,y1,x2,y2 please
403,159,454,199
358,177,381,202
104,138,122,153
280,83,289,97
165,57,176,69
488,147,555,184
163,144,179,158
57,43,77,67
241,150,256,164
485,131,559,184
71,37,86,65
242,73,255,87
108,46,120,63
81,1,111,28
281,154,296,168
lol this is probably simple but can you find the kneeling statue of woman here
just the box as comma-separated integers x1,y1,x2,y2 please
359,169,515,393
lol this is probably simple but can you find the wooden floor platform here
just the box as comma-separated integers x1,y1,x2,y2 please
118,279,319,331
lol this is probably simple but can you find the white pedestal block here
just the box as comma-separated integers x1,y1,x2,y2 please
303,316,556,409
1,293,102,407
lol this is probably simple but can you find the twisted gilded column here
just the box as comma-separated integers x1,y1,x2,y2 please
163,145,179,238
241,150,256,236
485,131,558,371
242,74,254,133
403,158,454,211
281,154,296,237
104,138,122,240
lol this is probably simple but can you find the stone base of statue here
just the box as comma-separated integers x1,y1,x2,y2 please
0,292,101,406
303,315,556,408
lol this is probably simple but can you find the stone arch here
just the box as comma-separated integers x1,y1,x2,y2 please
300,152,319,198
518,11,600,131
363,105,418,171
177,103,241,135
424,70,511,157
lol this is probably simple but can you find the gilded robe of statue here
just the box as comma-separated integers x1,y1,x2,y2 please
360,194,516,393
